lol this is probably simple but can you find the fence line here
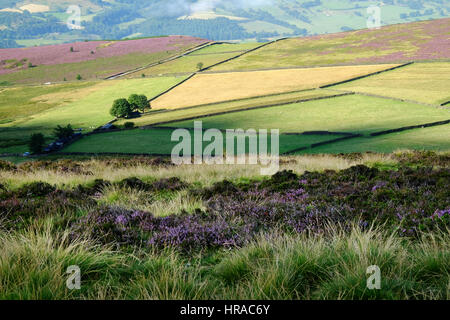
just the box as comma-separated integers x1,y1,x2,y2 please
143,92,354,128
319,62,414,88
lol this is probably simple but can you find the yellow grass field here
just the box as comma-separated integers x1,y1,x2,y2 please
334,62,450,105
152,64,398,109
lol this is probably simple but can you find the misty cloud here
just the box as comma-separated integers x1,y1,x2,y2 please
150,0,273,18
190,0,273,13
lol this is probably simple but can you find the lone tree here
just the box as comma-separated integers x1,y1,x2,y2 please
54,124,74,140
128,94,149,112
29,133,45,154
110,98,133,118
197,62,204,70
76,74,82,80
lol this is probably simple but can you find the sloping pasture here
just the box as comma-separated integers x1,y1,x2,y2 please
151,64,399,109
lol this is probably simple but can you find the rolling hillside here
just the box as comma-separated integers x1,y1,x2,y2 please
0,18,449,157
0,0,449,46
0,35,207,84
210,18,450,71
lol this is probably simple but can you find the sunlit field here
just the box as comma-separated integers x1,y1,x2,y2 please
334,62,450,105
161,95,450,135
0,76,186,152
0,13,449,303
151,64,398,109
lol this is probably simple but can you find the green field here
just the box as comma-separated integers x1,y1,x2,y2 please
116,89,336,127
62,127,340,155
0,81,95,125
160,95,450,135
0,76,187,152
296,124,450,154
128,52,243,77
2,18,450,157
333,62,450,105
127,42,261,77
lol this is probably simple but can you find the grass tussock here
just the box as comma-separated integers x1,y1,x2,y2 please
0,151,448,300
0,223,448,300
99,185,205,217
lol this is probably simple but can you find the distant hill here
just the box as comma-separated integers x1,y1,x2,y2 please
0,0,449,47
210,18,450,71
0,35,207,84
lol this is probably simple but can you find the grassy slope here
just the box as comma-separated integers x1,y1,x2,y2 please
333,62,450,105
161,95,450,135
116,89,335,127
0,52,180,85
128,52,243,77
297,124,450,154
152,64,398,109
210,18,450,71
126,42,261,78
0,36,205,85
62,127,340,155
0,76,187,153
0,81,95,124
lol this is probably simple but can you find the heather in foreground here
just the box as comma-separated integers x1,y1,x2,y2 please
0,152,448,300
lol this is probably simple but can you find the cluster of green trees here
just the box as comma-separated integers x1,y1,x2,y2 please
0,11,67,39
28,133,45,154
110,94,150,118
54,124,75,140
0,39,22,49
28,124,75,154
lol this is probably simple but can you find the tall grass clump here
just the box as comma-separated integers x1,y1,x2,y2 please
0,221,213,300
0,221,123,299
212,226,450,300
